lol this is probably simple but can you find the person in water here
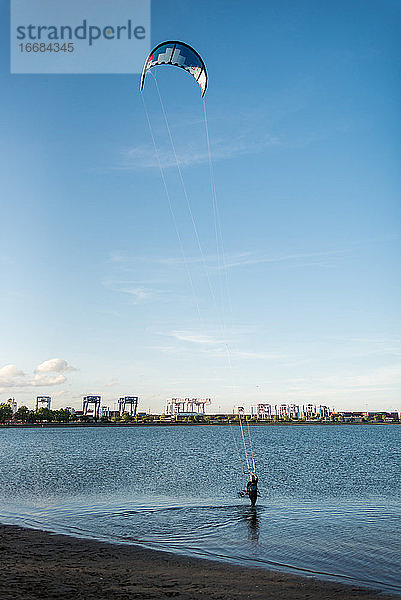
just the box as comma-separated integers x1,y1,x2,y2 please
246,472,258,507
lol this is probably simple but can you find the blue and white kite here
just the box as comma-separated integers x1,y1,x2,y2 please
140,41,207,96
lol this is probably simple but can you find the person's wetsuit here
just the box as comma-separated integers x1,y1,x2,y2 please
246,474,258,507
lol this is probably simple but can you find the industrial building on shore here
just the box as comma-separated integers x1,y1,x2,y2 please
1,395,399,424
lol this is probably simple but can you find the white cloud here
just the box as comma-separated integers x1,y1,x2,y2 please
0,358,76,392
35,358,76,374
0,364,25,378
32,358,76,387
0,364,27,388
31,373,67,387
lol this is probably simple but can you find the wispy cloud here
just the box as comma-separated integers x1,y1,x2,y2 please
115,133,280,171
171,330,223,345
122,286,155,303
103,278,163,304
223,249,349,270
152,331,286,363
150,342,287,363
108,252,206,268
107,248,348,274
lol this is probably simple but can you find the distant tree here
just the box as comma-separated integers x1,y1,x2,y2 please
0,404,13,423
26,410,37,423
121,412,131,422
35,407,54,422
15,405,30,422
54,408,71,423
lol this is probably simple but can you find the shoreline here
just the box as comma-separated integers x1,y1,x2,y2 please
0,524,398,600
1,421,400,428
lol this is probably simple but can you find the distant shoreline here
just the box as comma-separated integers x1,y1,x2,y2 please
1,420,399,429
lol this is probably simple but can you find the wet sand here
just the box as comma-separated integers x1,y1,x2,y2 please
0,524,398,600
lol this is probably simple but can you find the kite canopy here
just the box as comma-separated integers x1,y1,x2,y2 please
140,41,207,96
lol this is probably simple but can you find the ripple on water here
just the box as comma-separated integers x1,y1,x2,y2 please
0,424,400,594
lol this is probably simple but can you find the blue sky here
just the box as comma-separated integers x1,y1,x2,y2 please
1,0,400,413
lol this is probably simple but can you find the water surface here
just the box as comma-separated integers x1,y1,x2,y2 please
0,424,400,594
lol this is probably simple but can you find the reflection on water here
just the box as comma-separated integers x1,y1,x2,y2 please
242,507,260,544
0,424,400,594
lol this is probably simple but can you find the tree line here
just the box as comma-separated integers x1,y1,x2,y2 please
0,404,72,423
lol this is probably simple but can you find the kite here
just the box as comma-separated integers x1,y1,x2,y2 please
140,41,207,96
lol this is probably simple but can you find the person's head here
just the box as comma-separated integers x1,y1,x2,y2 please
250,472,256,482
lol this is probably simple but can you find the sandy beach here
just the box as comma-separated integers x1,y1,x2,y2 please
0,525,398,600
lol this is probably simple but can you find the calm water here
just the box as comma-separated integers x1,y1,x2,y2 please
0,424,400,594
